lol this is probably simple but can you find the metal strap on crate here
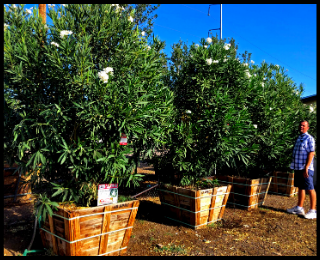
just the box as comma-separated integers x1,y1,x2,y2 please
229,191,268,197
270,176,294,180
217,180,270,187
161,201,225,214
226,201,265,208
40,225,133,244
157,188,229,199
268,191,298,196
165,216,222,229
97,247,127,256
51,207,139,221
269,183,295,187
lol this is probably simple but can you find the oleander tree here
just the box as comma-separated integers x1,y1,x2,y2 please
154,36,260,186
4,4,173,210
234,60,317,175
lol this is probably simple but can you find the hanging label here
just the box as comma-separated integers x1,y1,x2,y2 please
119,133,127,145
97,184,118,206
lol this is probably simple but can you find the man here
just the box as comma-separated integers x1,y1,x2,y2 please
287,120,316,219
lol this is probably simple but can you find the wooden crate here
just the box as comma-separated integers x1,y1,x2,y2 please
158,183,232,230
4,167,32,203
269,171,298,197
215,175,272,211
40,200,139,256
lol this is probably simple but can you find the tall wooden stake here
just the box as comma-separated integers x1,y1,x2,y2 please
39,4,46,24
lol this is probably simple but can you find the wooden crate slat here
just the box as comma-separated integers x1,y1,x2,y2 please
120,200,139,255
98,204,112,255
218,184,232,219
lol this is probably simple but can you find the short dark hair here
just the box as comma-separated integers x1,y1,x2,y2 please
300,120,309,127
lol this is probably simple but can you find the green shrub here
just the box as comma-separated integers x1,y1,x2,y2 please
4,4,173,213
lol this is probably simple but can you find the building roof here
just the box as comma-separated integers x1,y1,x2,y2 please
301,94,317,103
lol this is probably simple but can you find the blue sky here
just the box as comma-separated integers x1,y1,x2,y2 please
8,4,316,98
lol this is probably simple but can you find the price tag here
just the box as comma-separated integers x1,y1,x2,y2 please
119,133,127,145
97,184,118,206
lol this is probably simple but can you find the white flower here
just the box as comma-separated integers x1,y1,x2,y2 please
103,67,114,75
147,45,151,50
310,106,314,113
48,4,55,8
253,124,257,129
243,63,248,66
254,74,257,77
141,31,146,36
223,43,231,50
261,82,265,87
128,16,134,22
4,23,9,30
206,37,212,44
204,45,208,48
98,71,109,83
26,8,32,15
263,77,266,80
213,60,219,64
245,70,251,78
223,59,227,62
60,30,73,38
206,58,213,65
61,4,66,7
195,44,199,48
12,4,17,8
186,110,192,114
250,60,254,64
44,24,49,30
51,42,59,47
270,107,272,110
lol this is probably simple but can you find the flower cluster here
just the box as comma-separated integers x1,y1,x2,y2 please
206,58,219,65
48,4,55,8
98,67,114,83
60,30,73,38
223,43,231,50
51,42,59,48
111,4,125,12
4,23,9,30
141,31,146,36
128,16,134,22
245,69,251,78
26,7,32,15
206,37,212,44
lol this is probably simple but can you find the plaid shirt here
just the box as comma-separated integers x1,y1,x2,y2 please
290,132,315,171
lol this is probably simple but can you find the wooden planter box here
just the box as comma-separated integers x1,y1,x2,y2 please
268,171,298,197
4,167,32,204
158,183,232,230
40,200,139,256
214,176,272,211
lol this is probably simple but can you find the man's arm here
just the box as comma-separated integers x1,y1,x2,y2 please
304,151,315,178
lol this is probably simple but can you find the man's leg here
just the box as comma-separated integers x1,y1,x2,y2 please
308,189,317,210
297,188,306,208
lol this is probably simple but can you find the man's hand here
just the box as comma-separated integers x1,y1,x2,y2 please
303,168,309,178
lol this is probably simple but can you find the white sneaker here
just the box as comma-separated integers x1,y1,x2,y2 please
286,206,305,215
304,210,317,219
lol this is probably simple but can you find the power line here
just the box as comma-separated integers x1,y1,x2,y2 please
181,4,316,82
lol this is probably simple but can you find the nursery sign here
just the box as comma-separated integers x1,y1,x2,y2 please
97,184,118,206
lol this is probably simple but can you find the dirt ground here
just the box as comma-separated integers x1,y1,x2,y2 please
3,163,317,256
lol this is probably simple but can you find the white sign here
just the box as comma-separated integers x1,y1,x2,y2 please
97,184,118,206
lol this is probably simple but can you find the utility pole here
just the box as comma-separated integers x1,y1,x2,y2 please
208,4,222,40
